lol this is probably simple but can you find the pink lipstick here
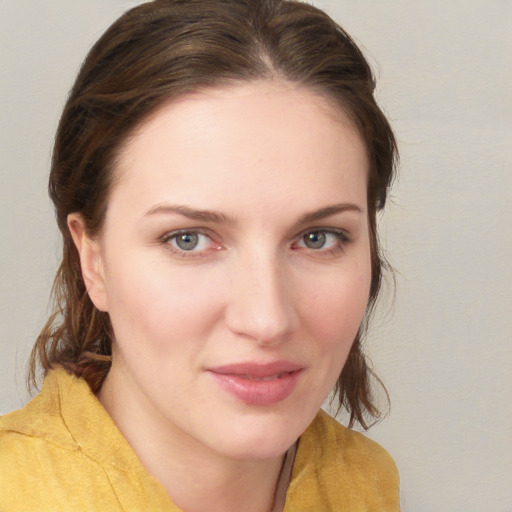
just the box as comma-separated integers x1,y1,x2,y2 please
207,361,303,406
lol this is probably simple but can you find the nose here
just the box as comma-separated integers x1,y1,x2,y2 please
224,251,299,346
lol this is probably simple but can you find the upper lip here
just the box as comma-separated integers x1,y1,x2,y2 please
208,361,303,379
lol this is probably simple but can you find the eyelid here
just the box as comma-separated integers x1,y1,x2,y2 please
296,226,351,243
292,227,352,254
158,226,352,259
160,228,223,257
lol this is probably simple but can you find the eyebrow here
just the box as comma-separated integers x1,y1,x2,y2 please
297,203,363,224
144,202,362,225
144,204,234,224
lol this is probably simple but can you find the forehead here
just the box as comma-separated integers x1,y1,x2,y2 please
110,81,369,218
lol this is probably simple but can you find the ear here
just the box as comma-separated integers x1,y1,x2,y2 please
67,213,109,312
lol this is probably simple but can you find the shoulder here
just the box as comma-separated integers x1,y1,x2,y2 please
0,369,80,509
0,370,125,511
307,409,398,475
0,368,79,447
0,369,175,511
286,409,400,511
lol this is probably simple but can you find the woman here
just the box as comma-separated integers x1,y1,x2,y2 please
0,0,399,510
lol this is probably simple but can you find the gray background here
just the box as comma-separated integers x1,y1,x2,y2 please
1,1,511,510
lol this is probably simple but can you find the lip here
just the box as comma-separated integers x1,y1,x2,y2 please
207,361,303,406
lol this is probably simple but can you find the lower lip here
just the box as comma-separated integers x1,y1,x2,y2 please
208,370,302,406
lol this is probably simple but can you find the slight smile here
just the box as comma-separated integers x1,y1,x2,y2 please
207,361,304,406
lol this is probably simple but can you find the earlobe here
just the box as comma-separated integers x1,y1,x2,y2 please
67,213,109,312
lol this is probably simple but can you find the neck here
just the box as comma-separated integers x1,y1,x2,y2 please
151,440,285,512
98,370,290,512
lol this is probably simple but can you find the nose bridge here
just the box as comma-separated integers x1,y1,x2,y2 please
225,246,297,344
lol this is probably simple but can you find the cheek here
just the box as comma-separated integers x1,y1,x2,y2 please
300,265,371,351
103,255,223,356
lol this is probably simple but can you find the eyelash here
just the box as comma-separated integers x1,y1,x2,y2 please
159,229,221,259
159,227,351,259
292,228,351,257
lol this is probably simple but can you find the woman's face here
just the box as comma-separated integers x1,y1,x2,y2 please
76,82,371,460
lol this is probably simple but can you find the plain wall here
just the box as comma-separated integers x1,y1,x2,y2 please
1,1,511,511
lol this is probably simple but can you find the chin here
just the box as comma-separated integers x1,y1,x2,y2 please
221,436,296,461
206,410,310,461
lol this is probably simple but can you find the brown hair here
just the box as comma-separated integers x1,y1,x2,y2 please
30,0,397,429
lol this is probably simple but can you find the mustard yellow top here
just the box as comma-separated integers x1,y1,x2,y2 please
0,369,399,511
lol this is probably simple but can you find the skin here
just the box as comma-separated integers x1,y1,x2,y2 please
69,81,372,512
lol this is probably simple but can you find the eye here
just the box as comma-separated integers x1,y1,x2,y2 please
162,230,220,255
173,232,201,251
295,229,350,253
302,231,328,249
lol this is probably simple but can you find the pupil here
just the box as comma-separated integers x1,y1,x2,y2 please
176,233,199,250
305,232,326,249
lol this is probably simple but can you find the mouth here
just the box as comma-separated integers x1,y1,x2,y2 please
233,372,291,381
207,361,304,406
209,360,303,378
